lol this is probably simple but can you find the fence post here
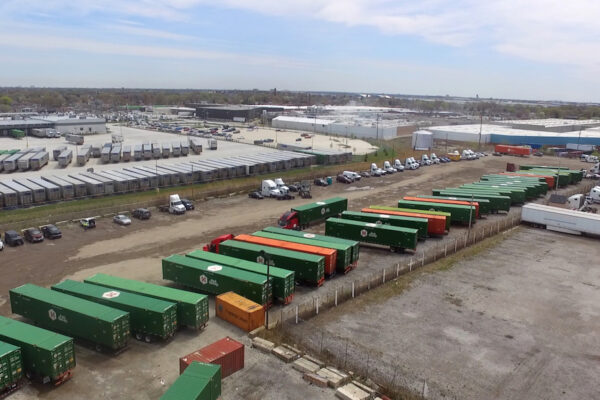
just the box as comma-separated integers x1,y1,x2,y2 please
409,258,413,272
421,251,425,267
396,263,400,277
455,239,457,253
335,289,338,306
383,269,386,284
444,244,447,257
295,305,298,324
352,282,355,298
316,297,319,315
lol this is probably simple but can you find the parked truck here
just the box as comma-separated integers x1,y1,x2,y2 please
208,139,217,150
278,197,348,230
158,194,186,214
261,180,281,198
325,217,418,252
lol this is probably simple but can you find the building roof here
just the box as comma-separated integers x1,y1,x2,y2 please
496,118,600,128
429,123,600,138
273,116,335,125
194,105,261,111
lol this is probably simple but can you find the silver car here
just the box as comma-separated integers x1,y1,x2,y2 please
113,214,132,226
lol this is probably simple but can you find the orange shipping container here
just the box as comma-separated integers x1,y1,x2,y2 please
234,234,337,276
216,292,264,332
494,144,531,156
403,196,479,218
361,208,447,235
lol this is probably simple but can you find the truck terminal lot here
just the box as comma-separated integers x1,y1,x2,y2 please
286,227,600,400
0,154,596,399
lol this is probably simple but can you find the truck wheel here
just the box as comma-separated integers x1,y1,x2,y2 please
144,335,152,343
135,332,143,341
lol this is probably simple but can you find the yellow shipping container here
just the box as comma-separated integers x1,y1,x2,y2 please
216,292,265,332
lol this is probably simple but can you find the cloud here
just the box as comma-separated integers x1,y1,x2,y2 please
0,32,311,69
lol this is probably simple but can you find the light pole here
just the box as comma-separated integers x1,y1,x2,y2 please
259,250,271,329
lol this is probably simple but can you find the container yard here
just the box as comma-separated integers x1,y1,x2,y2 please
0,152,598,400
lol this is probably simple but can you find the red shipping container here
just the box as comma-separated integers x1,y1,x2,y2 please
494,145,531,156
179,337,244,378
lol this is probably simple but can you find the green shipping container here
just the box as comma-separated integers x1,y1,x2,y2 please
286,197,348,228
218,240,325,286
0,316,74,384
466,182,533,200
10,284,130,351
369,205,452,230
325,217,418,251
449,186,521,205
161,361,221,400
340,211,429,239
84,274,208,330
459,184,526,203
0,340,23,391
396,200,476,224
412,195,492,215
479,177,546,197
261,226,360,266
251,230,353,273
162,255,272,306
432,189,511,212
186,250,295,304
52,280,177,341
524,169,574,186
519,165,582,183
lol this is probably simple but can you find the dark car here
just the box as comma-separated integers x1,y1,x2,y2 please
275,193,294,200
23,228,44,243
287,184,299,192
314,178,328,186
492,152,502,156
336,174,353,184
132,208,152,220
41,224,62,239
248,191,264,199
180,199,195,210
360,171,371,178
534,151,544,157
4,230,24,246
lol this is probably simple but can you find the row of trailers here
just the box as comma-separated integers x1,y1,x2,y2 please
0,147,50,172
99,141,194,164
0,151,316,208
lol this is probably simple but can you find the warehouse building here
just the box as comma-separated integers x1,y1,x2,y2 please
271,116,410,140
0,115,106,137
191,105,267,122
427,124,600,146
493,118,600,133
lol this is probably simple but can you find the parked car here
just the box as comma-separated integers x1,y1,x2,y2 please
80,217,96,229
113,214,132,226
275,192,295,200
492,152,502,156
4,230,24,246
0,237,3,251
336,174,353,184
360,171,371,178
314,178,328,186
132,208,151,220
41,224,62,239
534,152,544,157
181,198,195,210
248,191,264,199
287,184,299,192
23,228,44,243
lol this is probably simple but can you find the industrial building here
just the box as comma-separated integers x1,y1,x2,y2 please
0,115,106,137
272,116,413,140
190,105,271,122
493,118,600,133
426,124,600,146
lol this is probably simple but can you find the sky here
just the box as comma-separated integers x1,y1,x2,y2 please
1,0,599,102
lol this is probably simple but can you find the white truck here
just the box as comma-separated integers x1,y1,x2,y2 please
393,160,405,171
430,153,441,164
581,154,599,163
343,171,361,181
420,154,432,166
158,194,186,215
522,203,600,236
208,139,218,150
370,163,386,176
405,157,418,170
261,179,281,198
589,186,600,203
461,149,475,160
383,161,397,173
274,178,290,194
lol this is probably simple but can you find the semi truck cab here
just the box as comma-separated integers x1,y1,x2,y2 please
278,210,300,229
202,233,235,252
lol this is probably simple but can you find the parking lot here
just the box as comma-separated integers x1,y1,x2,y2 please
0,154,593,399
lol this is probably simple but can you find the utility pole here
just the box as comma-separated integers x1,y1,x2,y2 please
259,250,271,329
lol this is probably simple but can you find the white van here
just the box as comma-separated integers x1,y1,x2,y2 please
343,171,361,181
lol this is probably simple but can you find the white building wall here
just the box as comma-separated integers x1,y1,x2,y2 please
54,122,107,135
272,117,397,139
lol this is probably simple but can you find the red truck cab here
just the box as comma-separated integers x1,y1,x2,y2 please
278,211,299,230
202,234,234,252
